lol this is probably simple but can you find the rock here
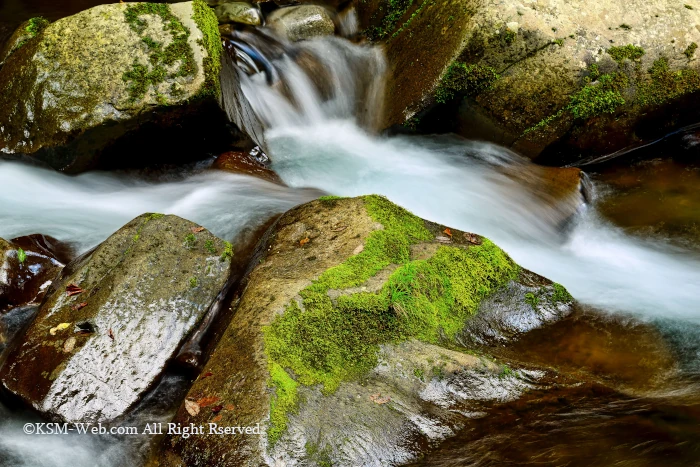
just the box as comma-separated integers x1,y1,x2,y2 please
211,150,283,184
0,234,70,314
157,195,574,466
0,1,228,173
0,214,233,423
0,17,49,66
267,5,335,42
214,2,261,26
364,0,700,164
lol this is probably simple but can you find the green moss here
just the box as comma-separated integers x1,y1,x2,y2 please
524,292,539,308
365,0,414,41
204,239,217,254
189,276,198,288
318,195,344,207
220,241,233,262
504,29,517,45
184,233,197,249
685,4,694,9
685,42,698,59
607,44,645,65
390,0,430,39
551,283,573,304
637,57,700,106
192,0,222,99
263,196,518,441
435,62,500,104
16,248,26,265
268,362,299,446
25,17,49,37
122,3,197,103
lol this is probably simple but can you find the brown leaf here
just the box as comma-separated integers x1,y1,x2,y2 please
66,284,84,296
71,302,88,311
443,228,452,237
201,371,213,379
211,405,223,414
184,399,200,417
225,404,235,411
369,393,391,404
299,237,309,246
196,396,220,408
108,328,114,341
211,414,223,423
463,232,482,245
192,226,205,233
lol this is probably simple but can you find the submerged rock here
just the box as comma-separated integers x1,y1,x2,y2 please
0,234,70,314
267,5,336,42
0,214,233,422
157,195,574,466
214,2,261,26
364,0,700,164
0,1,227,173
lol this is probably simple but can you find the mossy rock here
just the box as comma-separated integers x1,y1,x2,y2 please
0,214,233,423
156,196,574,466
0,1,227,173
363,0,700,164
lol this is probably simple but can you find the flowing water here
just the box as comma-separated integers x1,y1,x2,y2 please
1,27,700,466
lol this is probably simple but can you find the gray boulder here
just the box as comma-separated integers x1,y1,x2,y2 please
267,5,335,42
0,214,233,423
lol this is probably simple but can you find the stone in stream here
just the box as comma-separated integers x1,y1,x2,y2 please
360,0,700,165
267,5,336,42
0,1,230,173
0,234,71,314
214,2,262,26
156,195,575,466
211,150,283,184
0,214,233,423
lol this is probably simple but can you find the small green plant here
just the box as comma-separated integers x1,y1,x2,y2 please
220,241,233,262
413,368,425,381
524,292,539,308
16,248,26,264
499,365,514,378
551,283,573,304
204,239,217,254
685,42,698,59
607,44,645,64
189,277,198,288
435,62,500,103
184,233,196,249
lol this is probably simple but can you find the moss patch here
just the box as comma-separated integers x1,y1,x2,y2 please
607,45,645,65
10,16,49,53
365,0,415,41
637,57,700,106
122,3,197,103
192,0,222,99
263,195,519,444
435,62,500,104
685,42,698,59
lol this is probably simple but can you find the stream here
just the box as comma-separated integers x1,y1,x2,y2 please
1,15,700,467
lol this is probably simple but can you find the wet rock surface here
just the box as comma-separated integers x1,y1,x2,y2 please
364,0,700,163
0,234,70,314
0,1,228,173
157,196,574,466
211,149,283,184
214,2,261,25
267,5,336,42
0,213,233,423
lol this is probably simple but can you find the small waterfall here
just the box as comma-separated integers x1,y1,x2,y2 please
220,29,386,150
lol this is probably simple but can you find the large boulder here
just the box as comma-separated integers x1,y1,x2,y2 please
156,195,574,466
0,213,233,422
0,1,229,173
267,5,336,42
0,234,70,314
364,0,700,164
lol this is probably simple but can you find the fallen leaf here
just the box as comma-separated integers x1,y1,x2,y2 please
108,328,114,341
225,404,235,411
211,405,223,414
71,302,88,311
196,396,220,408
185,399,200,417
192,226,205,233
463,232,482,245
299,237,309,246
369,393,391,405
66,284,84,296
201,371,213,379
211,414,222,423
49,322,71,336
443,228,452,237
63,337,76,353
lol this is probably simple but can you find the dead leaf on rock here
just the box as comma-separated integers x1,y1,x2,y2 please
225,404,235,411
66,284,84,296
443,228,452,237
211,414,222,423
49,322,71,336
63,337,76,353
299,237,309,246
463,232,482,245
192,226,205,233
211,405,223,414
71,302,88,311
201,372,213,379
185,399,200,416
369,393,391,405
196,396,220,408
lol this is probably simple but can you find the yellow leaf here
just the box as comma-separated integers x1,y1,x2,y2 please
50,322,71,336
184,399,200,417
